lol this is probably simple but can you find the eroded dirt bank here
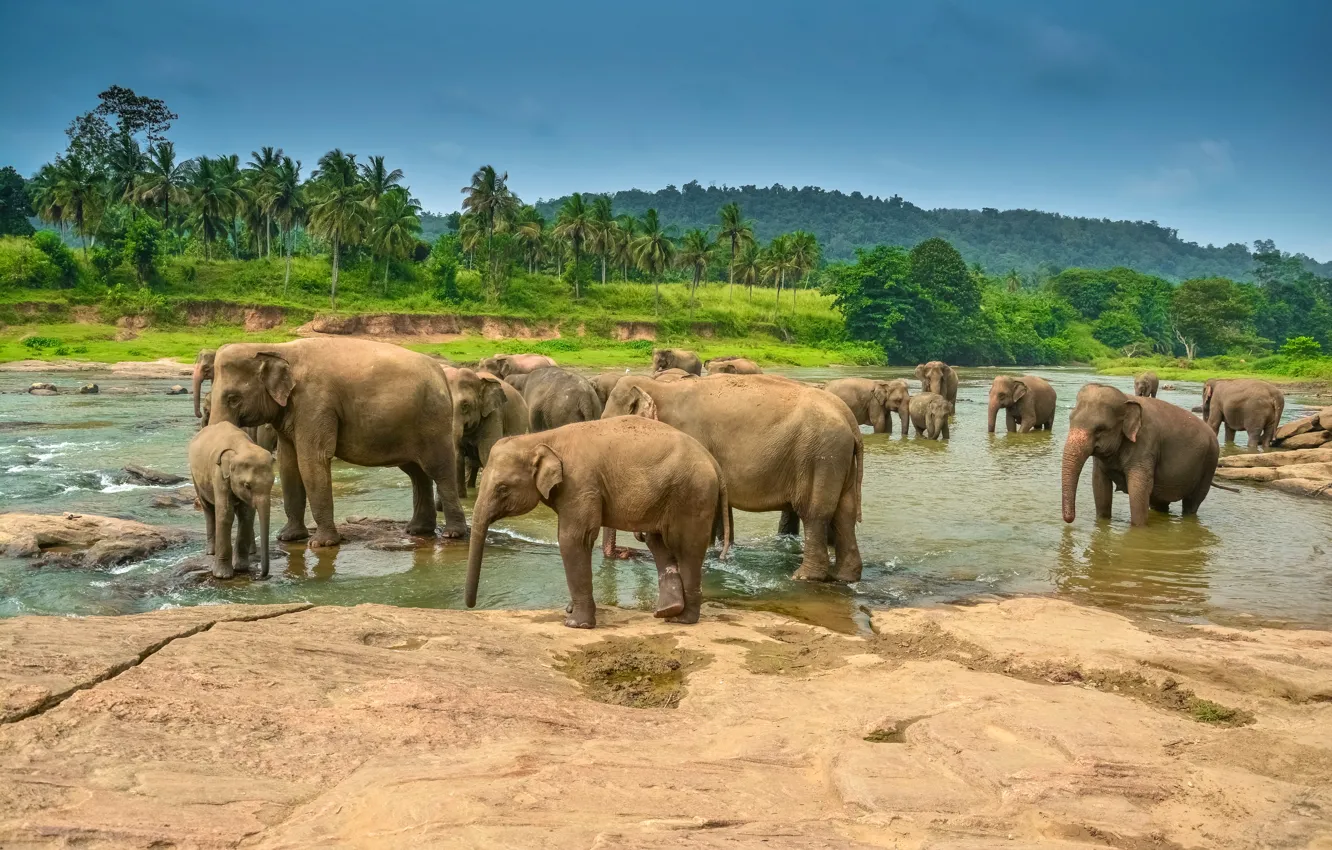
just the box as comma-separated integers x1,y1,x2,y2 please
1,598,1329,849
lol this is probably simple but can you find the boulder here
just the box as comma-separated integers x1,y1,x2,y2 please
150,485,198,509
27,389,57,396
1277,431,1332,450
1274,414,1319,442
0,513,188,566
166,385,188,395
1219,447,1332,468
123,465,187,486
28,383,57,395
1266,478,1332,499
78,383,99,394
1215,461,1332,482
1319,407,1332,432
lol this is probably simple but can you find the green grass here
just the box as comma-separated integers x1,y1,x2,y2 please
1095,353,1332,384
0,323,297,363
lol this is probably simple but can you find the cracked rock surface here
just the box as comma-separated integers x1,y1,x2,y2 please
0,598,1329,848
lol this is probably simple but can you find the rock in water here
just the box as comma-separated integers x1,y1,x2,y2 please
150,485,198,509
79,383,99,394
123,465,187,486
166,385,188,395
28,383,57,395
1318,407,1332,432
1274,414,1318,442
0,513,187,566
1279,431,1332,450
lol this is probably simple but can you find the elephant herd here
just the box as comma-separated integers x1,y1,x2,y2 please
184,340,1288,629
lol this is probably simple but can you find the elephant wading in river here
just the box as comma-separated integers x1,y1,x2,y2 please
476,353,558,379
194,349,277,451
987,374,1057,433
915,361,959,414
652,348,703,376
209,338,468,547
465,417,730,628
705,356,762,375
909,392,950,439
443,367,526,493
1062,383,1219,526
1134,371,1159,398
189,422,274,579
603,374,863,582
507,367,602,432
1202,378,1284,451
826,377,910,435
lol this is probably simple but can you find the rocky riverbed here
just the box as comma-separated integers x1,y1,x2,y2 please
1,599,1329,848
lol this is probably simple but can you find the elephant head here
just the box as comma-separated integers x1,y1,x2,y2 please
208,346,295,429
192,348,217,419
1201,378,1227,420
476,354,509,377
915,361,948,395
1061,384,1143,523
651,349,674,373
465,438,561,607
446,367,508,465
987,375,1028,433
214,441,275,578
872,380,911,433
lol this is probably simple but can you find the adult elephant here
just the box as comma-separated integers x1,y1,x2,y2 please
1063,383,1219,526
652,348,703,375
1134,371,1159,398
603,374,863,582
191,348,218,419
443,367,526,493
825,377,910,435
512,367,602,432
196,348,278,452
654,368,698,383
592,371,630,406
476,353,557,379
987,374,1057,433
705,356,762,375
915,361,959,414
208,338,468,547
1202,378,1284,451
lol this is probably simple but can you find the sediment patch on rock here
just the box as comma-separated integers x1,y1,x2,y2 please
556,634,707,708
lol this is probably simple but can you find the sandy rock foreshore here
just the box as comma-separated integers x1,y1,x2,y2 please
0,598,1329,849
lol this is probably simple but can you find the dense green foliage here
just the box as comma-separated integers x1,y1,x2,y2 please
0,167,34,237
530,182,1330,281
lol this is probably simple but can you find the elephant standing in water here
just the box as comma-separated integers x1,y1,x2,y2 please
1134,371,1159,398
705,356,762,374
826,377,910,435
1202,378,1284,451
909,392,951,439
209,338,468,547
443,367,527,493
652,348,703,376
507,367,602,432
465,417,730,628
476,353,558,379
986,374,1057,433
915,361,959,414
189,422,274,579
1062,383,1219,527
193,348,277,451
603,374,862,582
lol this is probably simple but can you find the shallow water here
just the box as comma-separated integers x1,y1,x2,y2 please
2,367,1330,631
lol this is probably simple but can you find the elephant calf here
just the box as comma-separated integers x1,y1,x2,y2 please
705,356,761,375
1134,371,1159,398
826,377,910,435
443,367,527,494
510,367,602,432
466,417,731,628
909,392,950,439
189,422,274,579
652,348,703,376
987,374,1057,433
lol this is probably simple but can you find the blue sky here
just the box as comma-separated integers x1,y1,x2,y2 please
2,0,1329,259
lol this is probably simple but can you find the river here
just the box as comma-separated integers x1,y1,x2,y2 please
2,366,1330,632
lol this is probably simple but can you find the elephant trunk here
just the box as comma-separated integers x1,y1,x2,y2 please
192,362,206,419
256,495,271,579
1061,428,1093,523
465,508,491,608
898,403,910,437
987,398,1000,433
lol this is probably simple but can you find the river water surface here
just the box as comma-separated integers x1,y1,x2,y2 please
3,367,1330,632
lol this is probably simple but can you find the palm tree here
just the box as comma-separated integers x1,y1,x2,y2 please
369,187,422,292
514,206,546,274
307,149,369,309
106,134,145,217
216,154,244,258
787,231,820,311
733,242,761,299
584,195,615,286
54,155,105,256
138,142,189,229
188,156,241,261
265,156,304,293
29,163,65,232
245,147,283,257
553,193,592,296
717,202,755,301
762,234,794,311
460,165,517,263
632,208,675,309
612,213,638,280
676,228,715,313
360,156,404,212
457,213,482,269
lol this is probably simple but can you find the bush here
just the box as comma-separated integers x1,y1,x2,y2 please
122,217,166,283
1279,336,1322,359
427,235,461,303
22,335,61,351
31,231,79,287
0,236,61,288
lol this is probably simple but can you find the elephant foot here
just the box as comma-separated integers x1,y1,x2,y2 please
655,567,686,619
308,530,343,549
440,521,469,540
791,564,830,582
564,601,597,629
405,520,437,538
277,522,309,542
211,561,235,580
832,562,864,584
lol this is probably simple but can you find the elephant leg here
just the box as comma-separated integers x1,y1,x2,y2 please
831,487,863,583
201,497,217,556
1224,424,1236,443
778,507,800,536
644,532,685,619
559,525,597,629
1149,498,1171,514
276,435,309,542
792,515,831,582
403,463,438,537
601,527,617,558
454,441,468,499
1092,460,1114,520
1125,468,1153,527
212,482,235,579
669,541,705,625
234,502,255,572
466,454,480,489
1006,408,1017,433
297,449,340,548
423,441,468,539
941,420,950,439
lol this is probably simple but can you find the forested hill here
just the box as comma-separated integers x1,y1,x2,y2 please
523,182,1329,282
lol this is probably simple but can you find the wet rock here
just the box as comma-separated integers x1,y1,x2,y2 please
27,389,57,396
123,464,186,486
150,485,198,508
28,383,57,395
339,516,449,550
1219,447,1332,468
78,383,99,394
1275,414,1319,442
0,513,188,566
166,384,188,395
1191,404,1204,413
1278,431,1332,450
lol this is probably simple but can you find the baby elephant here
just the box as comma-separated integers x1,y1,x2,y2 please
465,417,731,628
189,422,275,579
909,392,951,439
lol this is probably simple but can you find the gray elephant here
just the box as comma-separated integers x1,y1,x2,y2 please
652,348,703,375
1134,371,1159,398
189,422,274,579
444,367,526,493
603,374,862,582
909,392,950,439
654,368,699,383
826,377,910,435
1202,378,1284,451
199,383,279,453
592,371,632,406
1062,383,1219,526
508,367,602,432
192,348,217,419
986,374,1057,433
915,361,959,414
208,338,467,547
465,417,730,628
705,356,762,375
476,353,558,379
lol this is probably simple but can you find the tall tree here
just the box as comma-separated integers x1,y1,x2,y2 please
460,165,518,299
265,155,304,293
105,133,145,216
632,208,675,309
676,228,715,313
138,141,189,228
369,187,422,292
0,166,34,236
245,147,283,257
514,206,546,274
787,231,820,311
28,163,65,232
762,234,794,311
360,155,404,211
585,195,615,286
53,155,105,256
612,213,639,280
188,156,240,260
307,149,368,309
717,202,755,301
733,241,761,299
553,192,592,296
1171,277,1255,358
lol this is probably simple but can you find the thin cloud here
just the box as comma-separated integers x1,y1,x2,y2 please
1128,140,1235,198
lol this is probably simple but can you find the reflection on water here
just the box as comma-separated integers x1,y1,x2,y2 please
2,366,1331,630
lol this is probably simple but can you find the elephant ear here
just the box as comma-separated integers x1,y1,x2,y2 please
256,352,295,407
628,386,659,420
1012,380,1028,403
478,374,506,417
871,382,891,407
914,363,927,379
1122,399,1144,443
533,444,563,499
215,448,234,480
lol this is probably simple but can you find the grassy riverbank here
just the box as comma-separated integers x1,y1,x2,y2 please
1095,353,1332,385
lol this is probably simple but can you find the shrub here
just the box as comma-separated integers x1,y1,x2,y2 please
31,231,79,287
0,236,61,288
1279,336,1322,359
22,335,61,350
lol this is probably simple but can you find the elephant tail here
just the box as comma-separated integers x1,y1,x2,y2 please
846,434,863,523
1211,481,1242,493
713,461,732,559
